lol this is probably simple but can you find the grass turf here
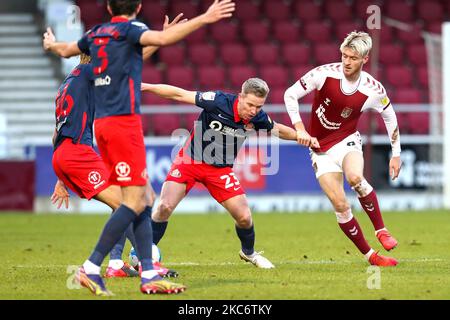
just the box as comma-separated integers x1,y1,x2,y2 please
0,210,449,300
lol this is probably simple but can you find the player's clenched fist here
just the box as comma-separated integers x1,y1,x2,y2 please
42,27,56,50
296,130,320,148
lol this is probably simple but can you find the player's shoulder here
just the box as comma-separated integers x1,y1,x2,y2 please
129,20,149,31
313,62,343,79
360,71,387,97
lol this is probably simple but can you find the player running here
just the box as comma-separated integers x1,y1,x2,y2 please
141,78,298,269
43,0,235,295
284,31,401,267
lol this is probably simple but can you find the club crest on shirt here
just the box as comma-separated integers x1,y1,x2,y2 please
341,107,353,118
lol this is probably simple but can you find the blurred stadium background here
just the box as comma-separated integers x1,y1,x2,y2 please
0,0,449,214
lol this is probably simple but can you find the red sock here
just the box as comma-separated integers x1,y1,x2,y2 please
338,217,371,254
358,190,385,231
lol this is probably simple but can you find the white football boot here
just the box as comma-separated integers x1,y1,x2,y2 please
239,250,275,269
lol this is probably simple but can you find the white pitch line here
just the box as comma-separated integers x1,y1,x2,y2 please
12,258,445,269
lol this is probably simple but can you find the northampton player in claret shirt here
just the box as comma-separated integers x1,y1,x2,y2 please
142,78,299,269
43,0,236,295
284,31,402,267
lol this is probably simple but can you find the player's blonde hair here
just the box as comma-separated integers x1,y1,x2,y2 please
241,78,270,98
340,31,372,57
79,53,91,64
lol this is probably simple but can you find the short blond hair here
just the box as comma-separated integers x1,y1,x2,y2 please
79,53,91,64
340,31,372,57
241,78,270,98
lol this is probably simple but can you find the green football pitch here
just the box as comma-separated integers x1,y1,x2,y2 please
0,210,449,300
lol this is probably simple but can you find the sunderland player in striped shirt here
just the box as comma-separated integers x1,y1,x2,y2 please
43,0,235,295
141,78,299,269
284,31,401,267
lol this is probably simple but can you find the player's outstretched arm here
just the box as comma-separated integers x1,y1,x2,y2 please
141,83,196,104
142,13,188,61
51,179,70,210
139,0,235,47
43,27,81,58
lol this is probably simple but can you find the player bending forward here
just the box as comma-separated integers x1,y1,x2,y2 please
142,78,298,269
284,31,401,266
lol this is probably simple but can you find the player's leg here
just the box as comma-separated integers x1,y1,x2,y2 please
93,185,138,278
151,181,187,245
342,151,398,251
317,172,397,266
221,194,275,269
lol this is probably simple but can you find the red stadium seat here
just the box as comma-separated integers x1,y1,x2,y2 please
378,24,395,43
357,112,379,134
417,1,444,23
185,27,208,45
273,21,300,44
324,1,353,22
198,66,226,89
188,44,217,66
140,1,167,24
141,93,169,105
150,114,181,136
166,67,195,89
291,65,314,82
393,88,423,103
407,44,427,65
281,43,310,66
267,87,287,104
385,66,414,87
159,45,186,66
417,66,429,88
170,1,200,19
314,43,341,65
263,0,291,21
141,66,163,84
294,1,322,22
210,22,239,43
385,1,415,22
183,113,201,130
427,22,442,34
397,24,423,44
220,44,248,65
379,44,404,65
304,22,332,43
229,66,258,88
259,66,289,88
251,44,279,65
406,112,429,134
242,21,270,44
336,21,365,41
234,0,261,21
78,2,106,29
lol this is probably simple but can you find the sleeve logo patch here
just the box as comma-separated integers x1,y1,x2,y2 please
381,96,390,107
131,21,148,30
201,92,216,101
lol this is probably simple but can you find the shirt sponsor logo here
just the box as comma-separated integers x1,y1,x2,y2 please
94,75,111,87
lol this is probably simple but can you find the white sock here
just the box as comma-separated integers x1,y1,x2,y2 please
108,259,124,270
364,249,375,260
375,227,387,235
141,270,159,280
83,260,101,275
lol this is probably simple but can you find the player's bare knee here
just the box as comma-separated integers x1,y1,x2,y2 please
346,174,363,187
351,178,374,197
333,200,350,214
235,212,253,228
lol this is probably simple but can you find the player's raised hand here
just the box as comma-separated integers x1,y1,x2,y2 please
202,0,235,24
389,156,402,180
163,13,188,30
51,180,70,210
43,27,56,50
